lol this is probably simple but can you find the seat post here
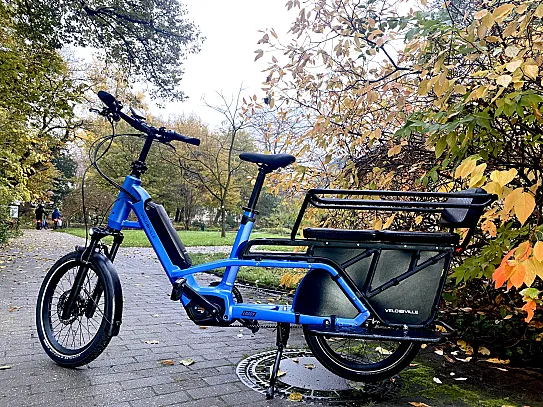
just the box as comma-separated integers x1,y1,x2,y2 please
246,168,266,212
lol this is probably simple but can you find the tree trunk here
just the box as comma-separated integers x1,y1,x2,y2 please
220,205,226,238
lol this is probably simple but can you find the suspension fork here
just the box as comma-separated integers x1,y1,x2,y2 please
85,231,124,318
61,235,100,320
63,229,124,320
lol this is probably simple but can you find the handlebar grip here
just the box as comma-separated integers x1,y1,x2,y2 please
97,91,121,111
158,128,200,146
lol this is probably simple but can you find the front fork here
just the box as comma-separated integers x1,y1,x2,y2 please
61,227,124,320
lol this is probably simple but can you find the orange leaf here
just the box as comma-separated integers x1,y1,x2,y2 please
514,192,536,225
510,263,526,289
522,299,537,323
493,249,515,288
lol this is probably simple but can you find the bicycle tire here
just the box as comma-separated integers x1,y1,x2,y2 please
304,326,420,382
36,251,121,367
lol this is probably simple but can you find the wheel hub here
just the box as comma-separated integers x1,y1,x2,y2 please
57,290,86,324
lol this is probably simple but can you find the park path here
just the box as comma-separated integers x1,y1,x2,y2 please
0,229,307,407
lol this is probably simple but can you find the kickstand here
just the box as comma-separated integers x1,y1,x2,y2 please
266,322,290,399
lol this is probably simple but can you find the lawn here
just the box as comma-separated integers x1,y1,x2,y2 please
61,228,285,247
60,228,303,289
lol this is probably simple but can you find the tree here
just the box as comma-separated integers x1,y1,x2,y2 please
3,0,203,100
0,6,83,211
173,88,256,237
255,0,543,357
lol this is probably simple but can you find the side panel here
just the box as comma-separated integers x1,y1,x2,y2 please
296,243,451,327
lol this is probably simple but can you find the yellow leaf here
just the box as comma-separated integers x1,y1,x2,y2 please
524,64,539,80
478,347,491,356
496,74,512,87
387,145,402,157
536,4,543,18
409,403,431,407
288,393,303,401
466,85,489,102
474,9,488,20
455,158,477,179
481,220,497,237
373,218,383,230
534,241,543,262
506,60,522,73
383,214,396,229
490,169,517,187
483,181,503,197
514,192,536,225
528,256,543,280
415,215,423,225
492,4,514,22
484,358,510,364
503,188,522,215
523,259,537,287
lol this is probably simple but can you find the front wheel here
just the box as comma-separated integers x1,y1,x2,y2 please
36,251,120,367
304,326,420,382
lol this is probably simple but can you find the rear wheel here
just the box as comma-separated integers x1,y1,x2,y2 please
304,325,420,382
36,252,117,367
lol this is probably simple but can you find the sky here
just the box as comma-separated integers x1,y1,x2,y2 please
148,0,297,128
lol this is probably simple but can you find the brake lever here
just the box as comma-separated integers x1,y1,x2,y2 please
89,107,120,122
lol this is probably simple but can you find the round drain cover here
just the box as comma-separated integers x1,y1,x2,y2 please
236,349,400,403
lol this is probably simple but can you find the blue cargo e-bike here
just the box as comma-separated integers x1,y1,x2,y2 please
36,91,496,398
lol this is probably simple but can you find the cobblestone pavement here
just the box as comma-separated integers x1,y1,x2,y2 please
0,230,308,407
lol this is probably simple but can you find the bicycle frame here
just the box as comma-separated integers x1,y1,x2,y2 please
107,174,371,328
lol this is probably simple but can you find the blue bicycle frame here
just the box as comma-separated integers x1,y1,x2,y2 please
108,174,371,327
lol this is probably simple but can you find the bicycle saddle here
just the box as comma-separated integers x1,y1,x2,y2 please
239,153,295,174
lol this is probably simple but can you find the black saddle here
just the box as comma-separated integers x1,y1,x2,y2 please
239,153,295,174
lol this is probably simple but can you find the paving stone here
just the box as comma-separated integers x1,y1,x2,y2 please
0,230,311,407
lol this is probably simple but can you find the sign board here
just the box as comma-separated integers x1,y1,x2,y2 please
8,205,19,218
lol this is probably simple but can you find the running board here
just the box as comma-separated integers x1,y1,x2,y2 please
305,324,443,343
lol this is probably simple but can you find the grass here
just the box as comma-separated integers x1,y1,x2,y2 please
60,228,285,247
190,253,304,291
400,362,528,407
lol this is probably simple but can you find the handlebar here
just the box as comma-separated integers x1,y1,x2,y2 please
97,91,200,146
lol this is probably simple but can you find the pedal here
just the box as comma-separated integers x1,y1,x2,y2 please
171,278,185,301
240,319,260,334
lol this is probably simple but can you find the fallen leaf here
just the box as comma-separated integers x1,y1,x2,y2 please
180,358,195,366
409,363,419,367
409,403,431,407
0,365,12,370
421,344,427,349
434,349,444,356
375,346,392,355
288,393,303,402
292,358,299,363
433,377,442,384
277,369,287,377
160,359,175,366
303,363,315,369
144,340,159,344
454,377,468,381
478,347,491,356
199,326,208,329
8,306,22,312
444,355,456,363
485,358,510,364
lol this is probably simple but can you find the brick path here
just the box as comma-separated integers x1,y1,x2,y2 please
0,230,306,407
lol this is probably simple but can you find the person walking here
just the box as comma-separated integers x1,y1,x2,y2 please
35,204,46,230
52,207,62,230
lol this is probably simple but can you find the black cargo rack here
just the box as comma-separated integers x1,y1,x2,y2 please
290,188,497,243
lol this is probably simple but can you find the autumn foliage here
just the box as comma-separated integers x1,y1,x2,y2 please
254,0,543,327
